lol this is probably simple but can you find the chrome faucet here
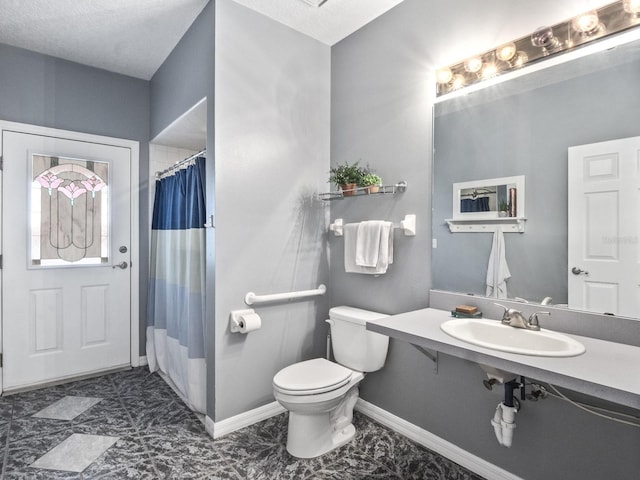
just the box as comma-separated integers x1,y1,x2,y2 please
527,311,551,331
495,303,550,331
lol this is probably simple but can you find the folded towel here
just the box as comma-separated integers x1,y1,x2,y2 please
345,222,394,274
356,221,384,267
486,227,511,298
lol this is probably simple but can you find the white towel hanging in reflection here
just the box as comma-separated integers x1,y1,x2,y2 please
486,227,511,298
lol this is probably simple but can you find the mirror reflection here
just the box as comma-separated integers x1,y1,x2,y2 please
432,37,640,318
453,176,524,219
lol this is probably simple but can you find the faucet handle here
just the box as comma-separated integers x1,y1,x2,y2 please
528,311,550,330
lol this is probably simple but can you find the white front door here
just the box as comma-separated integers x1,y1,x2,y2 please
2,128,133,391
568,136,640,317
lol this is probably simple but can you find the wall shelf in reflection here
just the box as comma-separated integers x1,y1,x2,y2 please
445,217,527,233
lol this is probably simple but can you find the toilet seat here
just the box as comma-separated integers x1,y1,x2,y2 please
273,358,353,396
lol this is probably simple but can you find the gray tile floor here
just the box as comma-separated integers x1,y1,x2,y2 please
0,368,485,479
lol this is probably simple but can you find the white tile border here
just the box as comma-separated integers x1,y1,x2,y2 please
355,399,523,480
207,401,285,439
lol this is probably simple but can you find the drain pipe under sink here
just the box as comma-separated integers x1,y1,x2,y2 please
491,378,522,447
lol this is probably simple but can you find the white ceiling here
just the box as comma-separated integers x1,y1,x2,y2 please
0,0,404,80
230,0,405,45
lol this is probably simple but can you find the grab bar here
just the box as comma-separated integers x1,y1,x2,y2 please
244,284,327,306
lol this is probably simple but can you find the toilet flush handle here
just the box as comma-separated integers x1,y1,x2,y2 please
325,319,334,360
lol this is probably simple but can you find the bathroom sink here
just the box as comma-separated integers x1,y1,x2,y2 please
440,318,585,357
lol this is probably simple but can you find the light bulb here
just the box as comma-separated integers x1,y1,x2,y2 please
464,57,483,73
531,26,560,52
451,74,465,90
572,10,601,34
623,0,640,15
514,51,528,67
482,63,498,79
496,42,517,62
436,67,453,84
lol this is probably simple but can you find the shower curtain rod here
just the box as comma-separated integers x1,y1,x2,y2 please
155,148,206,178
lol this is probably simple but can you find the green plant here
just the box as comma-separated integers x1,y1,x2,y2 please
361,173,382,187
328,161,365,187
499,200,509,211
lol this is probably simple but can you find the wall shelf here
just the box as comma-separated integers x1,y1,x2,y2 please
445,217,527,233
319,181,407,201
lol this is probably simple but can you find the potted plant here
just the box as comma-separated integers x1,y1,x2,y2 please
361,172,382,194
498,200,509,217
328,161,364,196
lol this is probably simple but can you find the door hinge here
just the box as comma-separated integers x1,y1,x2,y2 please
0,353,3,368
0,254,2,269
0,156,3,170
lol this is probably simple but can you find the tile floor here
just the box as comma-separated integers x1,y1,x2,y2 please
0,368,485,479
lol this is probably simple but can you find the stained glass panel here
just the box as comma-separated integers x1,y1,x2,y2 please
31,155,109,266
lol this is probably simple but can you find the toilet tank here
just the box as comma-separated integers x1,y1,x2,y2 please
328,306,390,372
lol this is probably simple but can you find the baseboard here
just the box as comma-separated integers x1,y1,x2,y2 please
137,356,148,367
355,399,523,480
209,401,286,439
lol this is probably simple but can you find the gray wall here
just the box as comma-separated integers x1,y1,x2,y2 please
330,1,640,479
0,42,150,353
433,42,640,304
214,0,331,420
149,0,216,416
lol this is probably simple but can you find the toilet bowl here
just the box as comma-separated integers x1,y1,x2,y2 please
272,306,389,458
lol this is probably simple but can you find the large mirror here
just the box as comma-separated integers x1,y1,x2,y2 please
432,36,640,319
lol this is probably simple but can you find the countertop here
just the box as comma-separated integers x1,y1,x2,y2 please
366,308,640,410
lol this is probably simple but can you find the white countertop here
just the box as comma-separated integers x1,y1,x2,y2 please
366,308,640,410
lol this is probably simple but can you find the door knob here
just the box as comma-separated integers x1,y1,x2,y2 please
112,261,128,270
571,267,589,275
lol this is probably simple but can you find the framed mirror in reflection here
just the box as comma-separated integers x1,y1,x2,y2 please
432,36,640,319
453,176,525,220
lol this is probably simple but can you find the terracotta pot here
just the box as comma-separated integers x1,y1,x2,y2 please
341,183,357,196
367,185,380,194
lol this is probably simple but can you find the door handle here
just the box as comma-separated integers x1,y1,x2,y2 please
112,261,128,270
571,267,589,275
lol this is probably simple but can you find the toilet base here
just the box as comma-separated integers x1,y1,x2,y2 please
284,386,360,458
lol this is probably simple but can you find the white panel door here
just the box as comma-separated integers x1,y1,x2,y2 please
2,129,132,391
568,136,640,317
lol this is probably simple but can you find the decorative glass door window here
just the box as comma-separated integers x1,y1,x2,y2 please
31,154,109,266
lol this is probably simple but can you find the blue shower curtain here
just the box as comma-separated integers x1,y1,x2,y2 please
146,157,206,413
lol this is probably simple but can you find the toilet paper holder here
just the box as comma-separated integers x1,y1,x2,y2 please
230,309,260,333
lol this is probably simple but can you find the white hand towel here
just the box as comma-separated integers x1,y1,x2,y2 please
486,227,511,298
356,221,384,267
344,222,393,274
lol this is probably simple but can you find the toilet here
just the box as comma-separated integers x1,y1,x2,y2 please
272,306,390,458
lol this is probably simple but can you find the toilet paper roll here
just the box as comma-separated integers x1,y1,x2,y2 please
238,313,261,333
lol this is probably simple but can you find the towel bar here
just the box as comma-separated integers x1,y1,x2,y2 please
329,214,416,237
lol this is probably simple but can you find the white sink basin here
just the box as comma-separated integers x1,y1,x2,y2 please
441,318,585,357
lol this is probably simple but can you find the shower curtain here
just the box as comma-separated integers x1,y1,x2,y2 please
146,156,206,413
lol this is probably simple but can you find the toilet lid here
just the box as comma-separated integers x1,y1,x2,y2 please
273,358,352,393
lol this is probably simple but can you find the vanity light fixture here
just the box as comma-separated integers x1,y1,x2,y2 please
435,0,640,97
